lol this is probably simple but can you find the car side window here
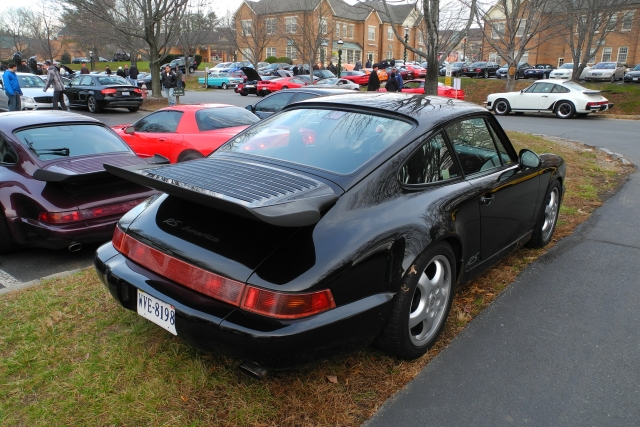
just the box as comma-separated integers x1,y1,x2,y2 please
524,83,538,93
551,85,570,93
528,83,554,93
293,92,318,102
254,93,295,113
80,76,94,86
405,81,421,89
0,135,17,164
399,133,460,185
446,117,504,176
71,76,83,85
133,111,183,132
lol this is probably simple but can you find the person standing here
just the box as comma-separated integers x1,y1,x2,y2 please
175,68,185,105
116,66,125,77
128,63,139,86
17,61,31,73
105,65,112,75
327,61,336,74
394,67,403,91
367,64,380,91
161,65,177,106
123,64,130,83
80,63,90,74
292,64,299,76
365,59,371,68
2,63,23,111
43,60,68,111
385,69,398,92
354,60,362,71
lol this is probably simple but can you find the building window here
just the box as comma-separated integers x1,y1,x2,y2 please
348,24,354,38
488,52,497,62
388,26,394,40
618,47,628,63
368,25,376,41
241,48,253,61
355,51,361,63
336,22,341,38
265,18,276,35
241,20,252,36
320,18,327,35
418,30,424,45
286,45,297,60
492,22,505,39
516,20,526,37
266,47,276,58
558,58,564,67
387,51,393,59
343,24,348,38
286,17,297,33
601,47,612,62
622,11,634,30
367,52,374,62
588,48,596,61
347,50,354,63
606,14,617,31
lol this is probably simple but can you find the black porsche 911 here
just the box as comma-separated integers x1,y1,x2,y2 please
95,93,566,369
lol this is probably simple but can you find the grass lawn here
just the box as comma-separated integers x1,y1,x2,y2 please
0,132,634,427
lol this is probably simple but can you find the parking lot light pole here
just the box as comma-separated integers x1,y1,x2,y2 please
404,27,409,63
337,38,343,77
89,50,94,71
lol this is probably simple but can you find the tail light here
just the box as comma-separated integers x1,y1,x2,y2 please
102,88,117,95
586,101,608,109
133,88,141,94
476,68,481,72
111,229,335,319
39,198,147,224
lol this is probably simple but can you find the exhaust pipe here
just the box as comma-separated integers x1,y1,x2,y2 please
238,360,268,380
68,242,83,252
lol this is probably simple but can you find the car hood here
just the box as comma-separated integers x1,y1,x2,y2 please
626,71,640,76
22,87,56,97
241,66,261,81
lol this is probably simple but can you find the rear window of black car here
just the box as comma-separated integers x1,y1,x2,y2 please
97,76,129,85
219,108,413,174
14,124,130,161
195,107,259,131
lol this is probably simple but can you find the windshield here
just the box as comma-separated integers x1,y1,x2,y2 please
470,62,487,67
633,64,640,71
98,76,129,85
558,63,573,69
593,63,615,69
195,107,259,131
18,74,46,88
218,108,414,174
15,124,130,161
318,78,339,84
452,62,465,67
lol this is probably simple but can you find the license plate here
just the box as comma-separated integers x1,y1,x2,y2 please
137,290,177,335
122,91,130,96
245,85,255,88
634,78,638,81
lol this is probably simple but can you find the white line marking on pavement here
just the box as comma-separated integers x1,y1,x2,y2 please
0,268,22,288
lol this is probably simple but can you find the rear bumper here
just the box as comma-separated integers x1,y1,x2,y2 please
95,243,392,367
100,97,143,108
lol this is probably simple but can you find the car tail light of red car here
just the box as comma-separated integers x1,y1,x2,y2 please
39,198,148,224
111,227,336,319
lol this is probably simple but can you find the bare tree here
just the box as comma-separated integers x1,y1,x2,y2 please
557,0,634,81
0,8,33,55
221,6,278,68
376,0,477,96
476,0,561,91
63,0,189,97
175,3,217,73
24,0,66,63
283,0,335,82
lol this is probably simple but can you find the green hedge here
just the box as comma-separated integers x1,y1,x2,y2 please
265,56,278,63
276,57,293,65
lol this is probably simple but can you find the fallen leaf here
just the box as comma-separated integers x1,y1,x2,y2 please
180,396,188,402
326,375,338,384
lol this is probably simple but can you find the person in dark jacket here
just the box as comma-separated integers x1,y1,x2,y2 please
2,63,23,111
327,61,336,74
292,65,299,75
161,65,177,106
365,59,371,68
385,69,398,92
116,66,125,77
105,65,112,75
80,63,90,74
128,64,139,86
17,61,31,73
43,60,68,111
367,64,380,91
393,67,403,91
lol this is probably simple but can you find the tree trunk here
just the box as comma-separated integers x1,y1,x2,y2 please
149,49,162,98
505,60,517,92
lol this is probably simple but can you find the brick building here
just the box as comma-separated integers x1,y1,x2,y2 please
233,0,423,66
482,1,640,67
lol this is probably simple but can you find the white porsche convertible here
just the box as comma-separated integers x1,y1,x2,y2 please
485,80,613,119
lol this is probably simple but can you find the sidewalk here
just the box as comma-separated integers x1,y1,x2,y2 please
364,174,640,426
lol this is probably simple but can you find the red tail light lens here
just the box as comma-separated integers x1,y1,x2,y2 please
102,88,118,95
111,231,336,318
133,88,141,94
241,287,335,319
39,198,147,224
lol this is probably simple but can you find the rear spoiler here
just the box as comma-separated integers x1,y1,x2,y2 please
103,156,339,227
583,90,611,94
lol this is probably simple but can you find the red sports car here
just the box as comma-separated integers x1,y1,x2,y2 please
379,79,466,100
256,77,308,96
404,64,426,77
385,67,414,80
339,70,370,85
113,104,259,163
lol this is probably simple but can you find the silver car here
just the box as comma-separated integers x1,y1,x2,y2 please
314,77,360,90
585,62,626,82
0,72,68,111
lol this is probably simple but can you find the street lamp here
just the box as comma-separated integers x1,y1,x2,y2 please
337,38,343,77
89,50,93,71
404,27,409,63
463,38,467,61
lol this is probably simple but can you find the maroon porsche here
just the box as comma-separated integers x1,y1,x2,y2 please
0,111,156,253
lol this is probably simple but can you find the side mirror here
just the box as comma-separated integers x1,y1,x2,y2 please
520,89,524,93
124,126,136,135
519,149,541,169
245,104,254,112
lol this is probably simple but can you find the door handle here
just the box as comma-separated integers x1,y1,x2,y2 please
541,95,548,97
158,138,167,142
479,193,494,205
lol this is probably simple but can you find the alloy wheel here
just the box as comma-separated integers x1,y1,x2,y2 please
541,187,559,241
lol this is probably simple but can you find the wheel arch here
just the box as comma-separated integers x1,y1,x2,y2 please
177,149,205,162
549,99,575,111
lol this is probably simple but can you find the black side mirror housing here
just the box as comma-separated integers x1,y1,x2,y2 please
245,104,254,112
519,149,541,169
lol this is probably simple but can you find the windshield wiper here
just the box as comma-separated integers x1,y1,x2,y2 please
25,138,70,157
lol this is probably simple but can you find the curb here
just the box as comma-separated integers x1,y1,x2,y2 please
0,268,85,296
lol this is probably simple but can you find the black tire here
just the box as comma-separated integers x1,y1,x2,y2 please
375,242,456,360
87,96,101,113
610,75,615,83
221,83,228,90
0,211,17,254
554,101,575,119
240,92,248,96
515,73,519,80
483,70,489,78
493,99,511,115
527,181,561,248
281,86,289,89
189,66,195,73
127,106,139,112
178,150,204,162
